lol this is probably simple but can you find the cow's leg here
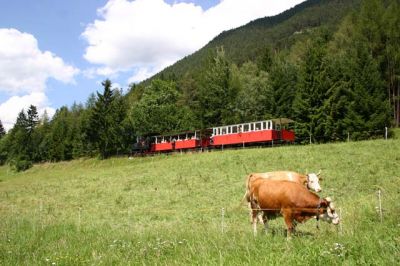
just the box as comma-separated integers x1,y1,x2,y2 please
257,212,264,223
250,201,259,236
252,211,258,236
248,201,253,223
283,211,294,239
262,212,269,234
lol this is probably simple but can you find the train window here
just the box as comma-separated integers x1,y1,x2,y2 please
250,123,254,131
255,122,261,130
243,124,249,132
222,128,226,135
263,121,267,130
232,126,237,133
267,121,272,130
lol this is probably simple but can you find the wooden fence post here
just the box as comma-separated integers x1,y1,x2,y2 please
221,208,225,233
339,208,343,235
385,127,388,140
78,207,82,231
378,190,383,222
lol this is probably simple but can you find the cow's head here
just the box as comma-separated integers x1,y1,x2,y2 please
307,170,322,192
319,197,340,225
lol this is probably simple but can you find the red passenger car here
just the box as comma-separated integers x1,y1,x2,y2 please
210,118,294,147
150,130,208,152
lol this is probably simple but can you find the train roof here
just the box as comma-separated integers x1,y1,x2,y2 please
210,118,294,129
270,118,295,124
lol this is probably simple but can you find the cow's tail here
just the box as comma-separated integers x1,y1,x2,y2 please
240,173,254,206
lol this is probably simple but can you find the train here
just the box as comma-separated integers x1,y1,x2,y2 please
132,118,295,154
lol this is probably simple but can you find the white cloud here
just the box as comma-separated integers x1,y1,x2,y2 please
82,0,304,83
0,92,55,131
0,28,79,94
0,28,79,130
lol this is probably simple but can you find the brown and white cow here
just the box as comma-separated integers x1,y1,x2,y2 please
242,170,323,221
248,171,323,193
249,179,339,237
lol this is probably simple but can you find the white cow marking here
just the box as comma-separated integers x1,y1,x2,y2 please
288,172,294,182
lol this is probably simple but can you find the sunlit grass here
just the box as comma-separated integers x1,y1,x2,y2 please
1,137,399,264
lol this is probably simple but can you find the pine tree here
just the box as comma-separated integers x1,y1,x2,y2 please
0,120,6,165
196,47,237,127
383,0,400,127
269,53,297,118
293,34,329,142
27,105,39,134
0,120,5,138
7,110,32,171
87,79,128,159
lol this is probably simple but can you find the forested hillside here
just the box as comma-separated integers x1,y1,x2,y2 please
152,0,361,80
0,0,399,171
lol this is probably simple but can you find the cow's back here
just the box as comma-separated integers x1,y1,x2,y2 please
251,179,320,210
251,171,305,184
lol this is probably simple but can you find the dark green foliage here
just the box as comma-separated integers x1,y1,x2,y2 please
383,0,400,127
130,79,195,135
10,157,33,172
269,53,297,118
86,80,129,159
47,107,74,161
5,109,34,170
232,62,273,122
293,33,329,142
26,105,39,134
195,48,238,127
0,133,10,165
320,1,391,141
0,120,5,138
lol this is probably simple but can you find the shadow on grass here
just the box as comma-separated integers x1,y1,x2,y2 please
260,227,316,238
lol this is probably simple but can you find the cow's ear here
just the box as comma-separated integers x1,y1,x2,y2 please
320,200,328,208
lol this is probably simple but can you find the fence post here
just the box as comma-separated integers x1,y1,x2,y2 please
39,200,43,229
377,190,383,222
339,208,343,235
385,127,388,140
221,208,225,233
78,207,82,231
347,132,350,142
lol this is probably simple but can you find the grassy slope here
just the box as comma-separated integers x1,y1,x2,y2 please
0,138,399,265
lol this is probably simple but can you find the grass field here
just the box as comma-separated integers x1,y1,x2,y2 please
1,135,399,265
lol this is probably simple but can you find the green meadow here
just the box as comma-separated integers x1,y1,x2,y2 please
1,135,399,265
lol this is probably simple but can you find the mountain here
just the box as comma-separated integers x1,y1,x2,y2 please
146,0,361,83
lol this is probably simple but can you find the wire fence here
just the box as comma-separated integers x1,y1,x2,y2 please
294,127,390,144
1,189,391,236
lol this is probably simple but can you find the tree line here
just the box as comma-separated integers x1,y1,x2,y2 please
0,0,398,171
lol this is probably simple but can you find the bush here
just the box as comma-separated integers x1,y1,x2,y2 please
10,158,33,172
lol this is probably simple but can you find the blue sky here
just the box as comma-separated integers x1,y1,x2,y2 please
0,0,304,130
